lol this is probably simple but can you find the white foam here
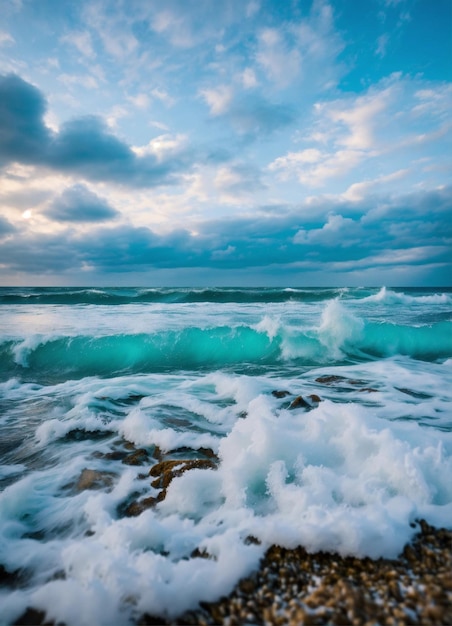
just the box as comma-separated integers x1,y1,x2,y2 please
1,375,452,625
254,315,281,340
317,299,364,359
363,286,450,304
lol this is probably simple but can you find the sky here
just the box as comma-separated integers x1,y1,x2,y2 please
0,0,451,287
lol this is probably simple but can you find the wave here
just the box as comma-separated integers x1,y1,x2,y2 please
0,286,411,306
362,286,451,305
2,314,451,381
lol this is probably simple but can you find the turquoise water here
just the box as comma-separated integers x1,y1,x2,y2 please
1,286,451,624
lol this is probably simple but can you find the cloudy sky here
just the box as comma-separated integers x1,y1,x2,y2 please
0,0,451,286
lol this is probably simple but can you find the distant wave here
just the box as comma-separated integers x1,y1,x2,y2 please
362,286,451,304
0,286,350,305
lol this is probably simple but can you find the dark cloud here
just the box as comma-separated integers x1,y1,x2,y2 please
0,216,16,237
1,186,450,282
0,73,189,187
0,74,51,166
45,184,120,222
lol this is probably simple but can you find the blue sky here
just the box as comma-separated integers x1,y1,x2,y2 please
0,0,451,286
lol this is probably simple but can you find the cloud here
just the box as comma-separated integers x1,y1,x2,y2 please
0,216,16,237
0,31,15,46
0,74,51,166
60,31,96,59
2,186,450,283
256,27,301,88
294,213,361,246
58,73,99,90
44,184,120,222
376,33,389,57
269,75,452,188
132,134,188,162
200,85,234,116
342,169,409,202
0,73,191,187
241,68,258,89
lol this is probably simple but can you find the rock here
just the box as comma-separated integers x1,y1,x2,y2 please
13,608,53,626
0,564,20,586
307,394,321,403
289,395,310,409
315,375,348,384
122,448,150,466
198,447,219,460
123,495,161,517
191,547,214,560
149,458,217,491
358,388,378,393
75,468,115,492
272,390,291,398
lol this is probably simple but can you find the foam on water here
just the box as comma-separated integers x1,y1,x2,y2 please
1,287,451,624
1,371,452,624
363,286,451,305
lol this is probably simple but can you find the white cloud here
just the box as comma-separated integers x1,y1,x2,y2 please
0,31,15,46
200,85,234,116
60,31,95,59
128,93,150,109
151,87,175,107
376,33,389,57
106,105,129,129
256,27,301,88
241,68,258,89
151,9,195,48
270,147,365,187
327,87,392,150
342,169,410,202
294,213,358,245
58,73,98,90
132,134,188,162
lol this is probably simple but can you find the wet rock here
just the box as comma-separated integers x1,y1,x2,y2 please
138,615,170,626
315,375,348,384
62,429,112,442
75,468,115,492
198,447,219,460
92,450,127,461
163,519,452,626
123,456,219,518
272,390,291,398
191,547,214,560
168,446,219,461
358,388,379,393
307,394,322,403
289,395,310,409
244,535,261,545
149,458,217,491
0,564,21,587
121,448,150,466
123,495,161,517
13,608,54,626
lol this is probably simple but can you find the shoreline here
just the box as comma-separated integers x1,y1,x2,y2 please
139,520,452,626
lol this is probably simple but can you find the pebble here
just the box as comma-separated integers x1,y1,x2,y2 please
139,520,452,626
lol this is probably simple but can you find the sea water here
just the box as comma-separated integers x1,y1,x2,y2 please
0,286,451,624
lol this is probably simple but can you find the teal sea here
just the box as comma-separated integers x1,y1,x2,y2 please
1,286,451,624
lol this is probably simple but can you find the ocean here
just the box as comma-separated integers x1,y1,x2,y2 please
0,286,451,625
